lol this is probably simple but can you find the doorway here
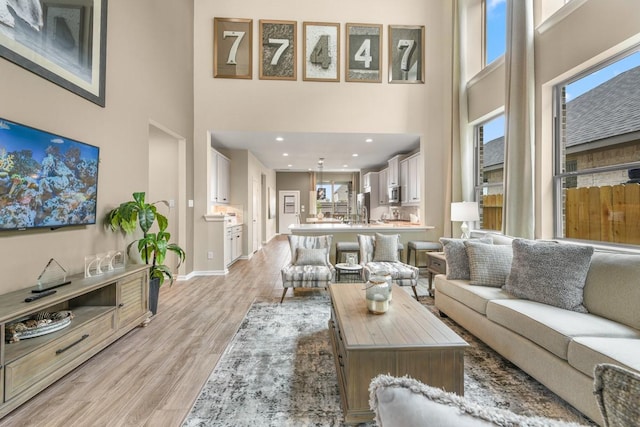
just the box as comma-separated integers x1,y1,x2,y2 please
278,190,300,234
148,121,187,279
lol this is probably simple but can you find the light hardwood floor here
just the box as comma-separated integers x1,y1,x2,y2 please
0,236,294,427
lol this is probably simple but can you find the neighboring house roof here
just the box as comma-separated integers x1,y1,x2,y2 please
566,66,640,147
483,136,504,168
483,66,640,169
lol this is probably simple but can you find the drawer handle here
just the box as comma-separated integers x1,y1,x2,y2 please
56,334,89,355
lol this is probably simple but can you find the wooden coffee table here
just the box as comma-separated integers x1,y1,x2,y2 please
328,283,468,425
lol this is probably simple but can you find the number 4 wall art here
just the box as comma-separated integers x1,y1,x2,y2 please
303,22,340,82
388,25,425,84
346,23,382,83
259,20,297,80
214,17,253,79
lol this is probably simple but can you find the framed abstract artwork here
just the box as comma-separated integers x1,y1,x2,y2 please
259,19,296,80
214,17,253,79
0,0,108,106
345,23,382,83
388,25,425,84
303,22,340,82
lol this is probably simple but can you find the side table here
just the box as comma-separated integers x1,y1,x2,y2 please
335,263,363,283
425,252,447,296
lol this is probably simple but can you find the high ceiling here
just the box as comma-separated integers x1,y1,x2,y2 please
210,131,420,172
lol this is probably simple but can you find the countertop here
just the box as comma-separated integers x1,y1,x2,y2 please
289,222,434,232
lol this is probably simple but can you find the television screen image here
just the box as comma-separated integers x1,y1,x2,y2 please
0,118,100,230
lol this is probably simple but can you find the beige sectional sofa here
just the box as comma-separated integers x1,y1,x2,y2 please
434,234,640,425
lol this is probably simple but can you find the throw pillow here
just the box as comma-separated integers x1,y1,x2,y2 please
294,248,328,266
369,374,585,427
464,240,513,287
440,237,493,280
373,233,399,262
504,239,594,313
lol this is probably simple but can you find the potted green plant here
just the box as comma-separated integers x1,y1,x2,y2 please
105,192,186,315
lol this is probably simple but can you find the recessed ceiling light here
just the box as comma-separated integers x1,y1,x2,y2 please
365,138,373,143
352,153,358,157
287,164,292,168
276,137,284,142
283,153,289,156
343,164,348,168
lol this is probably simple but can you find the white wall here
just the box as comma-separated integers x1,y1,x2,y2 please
0,0,194,293
192,0,455,271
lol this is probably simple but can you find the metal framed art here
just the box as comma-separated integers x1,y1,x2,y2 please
0,0,108,106
388,25,425,84
345,23,382,83
303,22,340,82
259,19,296,80
214,17,252,79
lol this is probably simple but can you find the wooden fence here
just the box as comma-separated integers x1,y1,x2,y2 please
481,194,503,231
565,183,640,244
480,184,640,244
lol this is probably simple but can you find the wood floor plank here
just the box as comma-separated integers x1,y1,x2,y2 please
0,236,292,427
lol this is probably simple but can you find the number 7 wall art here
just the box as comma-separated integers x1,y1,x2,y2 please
388,25,425,84
214,17,253,79
259,20,296,80
346,23,382,83
303,22,340,82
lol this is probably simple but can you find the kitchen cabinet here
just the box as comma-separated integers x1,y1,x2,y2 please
211,149,230,205
378,169,388,205
387,156,400,187
400,158,409,204
226,225,243,266
362,172,376,193
405,153,421,205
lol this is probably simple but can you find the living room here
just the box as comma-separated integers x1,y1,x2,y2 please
1,0,639,425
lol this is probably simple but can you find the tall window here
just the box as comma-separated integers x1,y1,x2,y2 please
316,180,351,219
554,49,640,245
474,114,505,230
484,0,506,66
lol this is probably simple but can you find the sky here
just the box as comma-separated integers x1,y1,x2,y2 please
481,0,640,142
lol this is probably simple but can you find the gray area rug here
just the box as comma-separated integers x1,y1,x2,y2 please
183,294,595,426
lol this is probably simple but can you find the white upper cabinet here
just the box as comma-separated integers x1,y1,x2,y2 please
211,148,230,205
400,158,409,204
405,153,421,205
378,168,388,205
387,155,400,187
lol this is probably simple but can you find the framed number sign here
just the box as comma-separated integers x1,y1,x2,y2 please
388,25,425,84
259,20,297,80
303,22,340,82
346,23,382,83
214,17,253,79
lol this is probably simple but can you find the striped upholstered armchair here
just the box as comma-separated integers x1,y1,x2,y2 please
280,234,336,303
358,234,420,299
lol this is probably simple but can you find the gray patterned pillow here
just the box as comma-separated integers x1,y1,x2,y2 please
440,237,493,280
464,240,513,287
295,248,328,266
373,233,399,262
504,239,594,312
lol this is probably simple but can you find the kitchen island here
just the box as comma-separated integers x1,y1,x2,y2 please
289,222,435,264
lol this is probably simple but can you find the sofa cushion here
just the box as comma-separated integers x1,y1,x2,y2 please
295,248,328,266
373,233,400,262
369,374,586,427
583,252,640,329
464,240,513,287
567,337,640,378
440,237,493,280
281,264,333,287
435,275,515,315
504,239,594,313
486,299,640,360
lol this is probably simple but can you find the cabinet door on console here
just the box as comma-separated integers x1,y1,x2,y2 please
117,271,148,329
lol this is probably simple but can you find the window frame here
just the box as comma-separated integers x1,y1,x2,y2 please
552,45,640,243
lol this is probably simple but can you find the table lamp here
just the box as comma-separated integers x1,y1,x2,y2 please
451,201,479,239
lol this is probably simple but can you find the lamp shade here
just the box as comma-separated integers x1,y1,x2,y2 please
450,202,480,222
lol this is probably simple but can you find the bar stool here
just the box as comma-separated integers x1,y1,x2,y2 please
335,241,360,264
407,241,442,268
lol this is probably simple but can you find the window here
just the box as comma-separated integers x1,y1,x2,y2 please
474,114,505,230
484,0,506,66
316,179,352,219
554,49,640,245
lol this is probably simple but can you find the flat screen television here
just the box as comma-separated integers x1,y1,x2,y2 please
0,117,99,231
